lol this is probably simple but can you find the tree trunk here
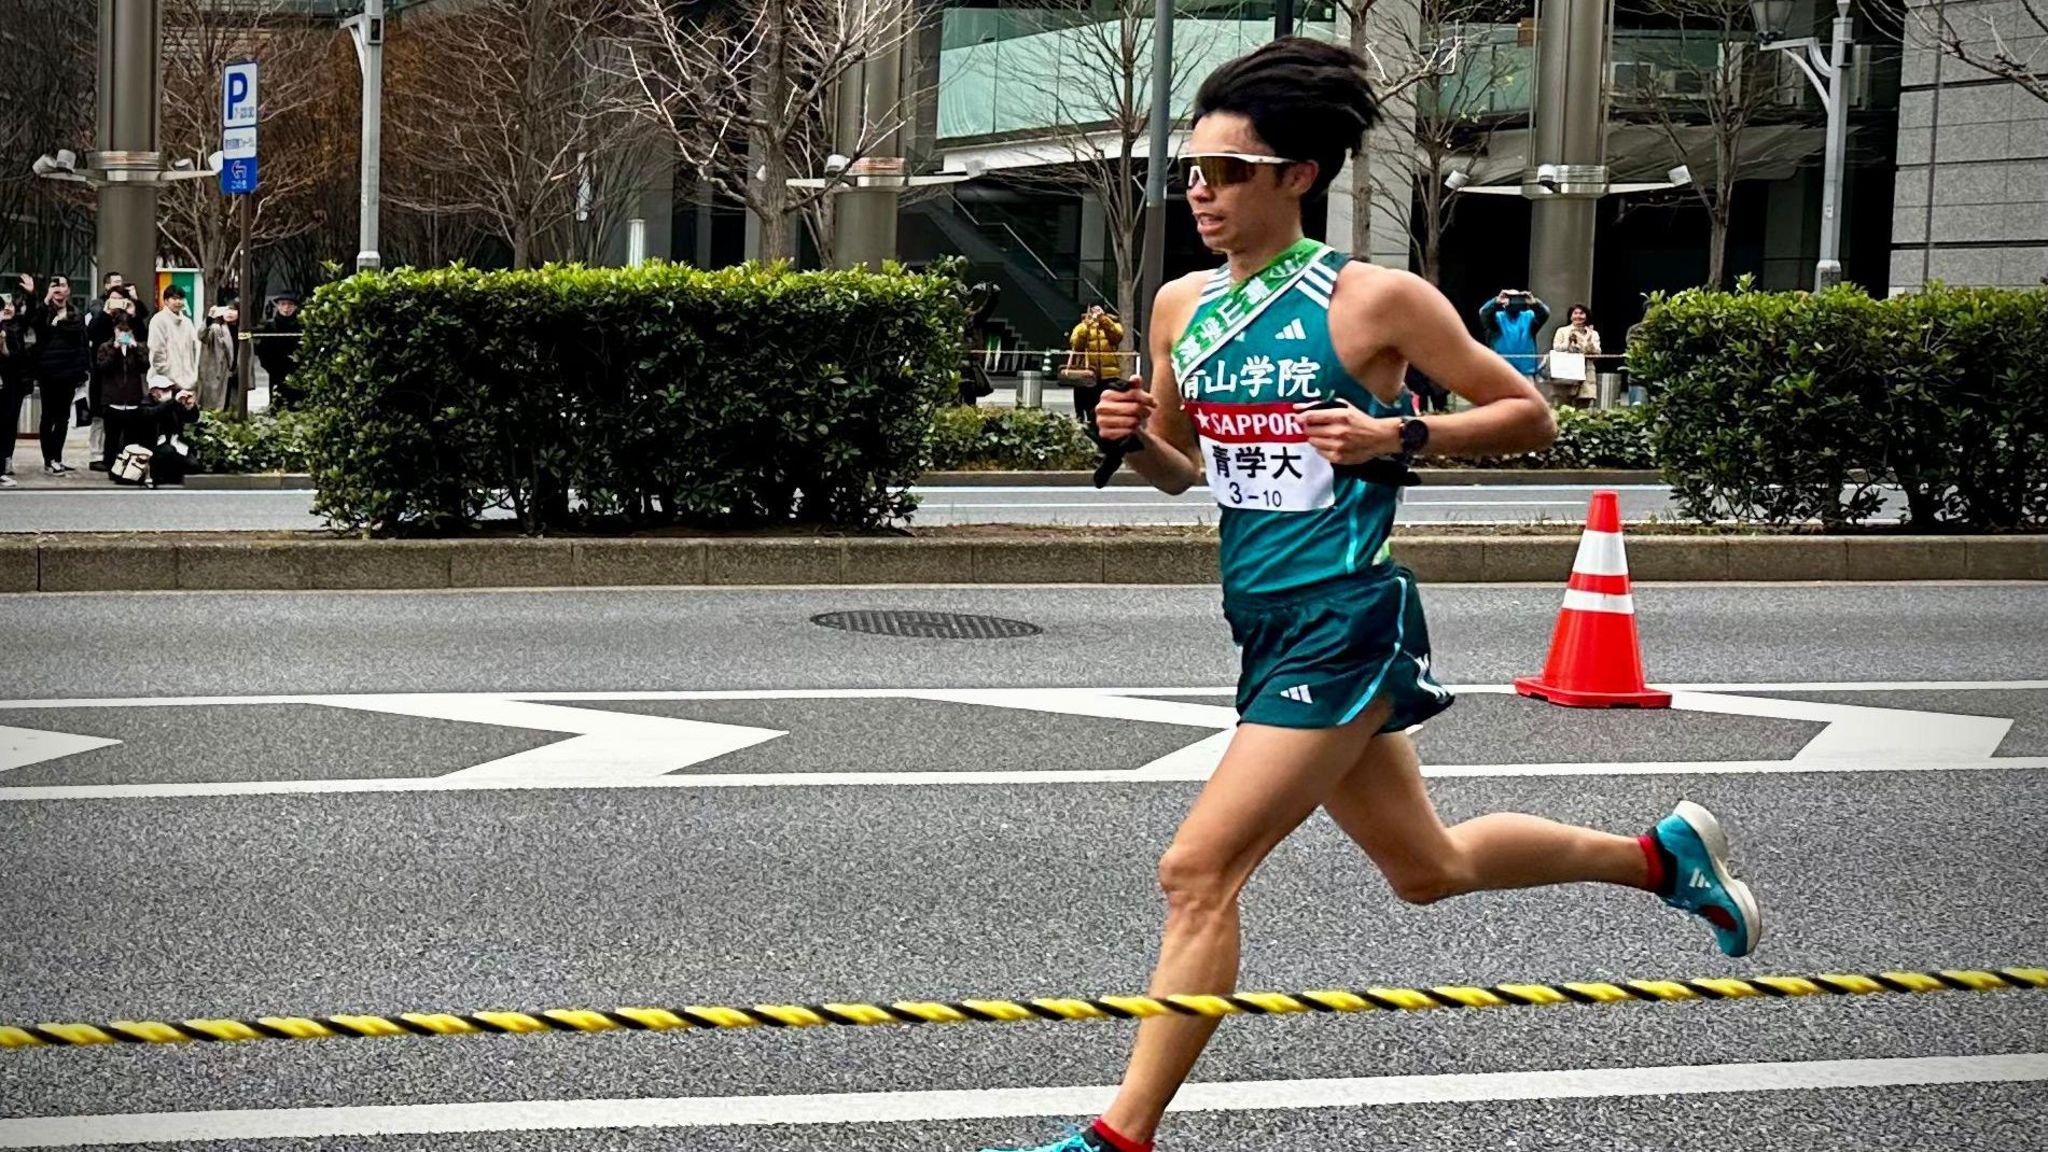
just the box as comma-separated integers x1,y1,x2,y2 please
1348,9,1373,257
1707,204,1729,289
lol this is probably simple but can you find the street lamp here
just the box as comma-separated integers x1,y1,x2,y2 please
1752,0,1854,291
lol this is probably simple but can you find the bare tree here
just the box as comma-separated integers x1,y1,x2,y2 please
1618,0,1808,288
618,0,924,264
157,0,339,301
388,0,648,269
1338,1,1516,281
1887,0,2047,107
0,2,96,276
994,0,1217,342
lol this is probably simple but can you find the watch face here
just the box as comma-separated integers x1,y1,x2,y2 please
1401,418,1428,451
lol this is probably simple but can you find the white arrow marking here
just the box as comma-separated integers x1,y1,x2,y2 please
0,725,121,774
311,696,785,785
1669,692,2013,764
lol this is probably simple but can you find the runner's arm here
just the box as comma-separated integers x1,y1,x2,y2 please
1122,276,1204,495
1381,272,1556,458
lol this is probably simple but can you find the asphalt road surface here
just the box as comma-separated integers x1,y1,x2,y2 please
1,583,2043,1150
0,483,1908,532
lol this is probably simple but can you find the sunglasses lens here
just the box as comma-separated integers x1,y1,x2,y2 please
1190,156,1257,188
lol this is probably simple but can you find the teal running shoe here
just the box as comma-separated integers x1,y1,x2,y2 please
978,1129,1101,1152
1653,800,1763,957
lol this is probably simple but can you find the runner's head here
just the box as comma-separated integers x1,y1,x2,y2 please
1185,37,1379,254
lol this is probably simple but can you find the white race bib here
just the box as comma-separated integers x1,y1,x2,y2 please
1184,401,1334,513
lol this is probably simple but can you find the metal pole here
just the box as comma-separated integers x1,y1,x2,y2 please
1526,0,1609,348
354,0,385,272
833,1,906,271
1138,0,1172,366
95,0,162,289
1274,0,1295,39
1814,0,1852,291
235,194,253,418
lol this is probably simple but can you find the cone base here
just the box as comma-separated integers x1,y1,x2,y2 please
1515,676,1673,710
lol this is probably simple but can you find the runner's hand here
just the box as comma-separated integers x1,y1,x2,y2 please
1296,399,1399,465
1095,375,1154,442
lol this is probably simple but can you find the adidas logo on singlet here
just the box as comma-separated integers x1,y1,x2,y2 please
1274,317,1306,340
1281,684,1314,703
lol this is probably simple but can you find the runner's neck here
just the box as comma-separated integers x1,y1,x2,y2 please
1225,228,1310,285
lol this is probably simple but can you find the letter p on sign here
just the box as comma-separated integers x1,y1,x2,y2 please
223,62,258,129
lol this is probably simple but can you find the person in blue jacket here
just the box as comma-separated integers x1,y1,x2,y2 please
1477,287,1549,379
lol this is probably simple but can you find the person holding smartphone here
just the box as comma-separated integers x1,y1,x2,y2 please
1476,287,1550,384
93,311,151,473
0,294,29,487
19,273,89,474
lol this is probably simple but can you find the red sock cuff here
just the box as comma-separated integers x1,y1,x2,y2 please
1638,833,1665,892
1091,1119,1154,1152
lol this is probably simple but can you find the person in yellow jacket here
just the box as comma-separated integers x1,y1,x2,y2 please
1066,304,1125,430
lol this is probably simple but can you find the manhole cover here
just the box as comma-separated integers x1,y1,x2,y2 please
811,610,1042,639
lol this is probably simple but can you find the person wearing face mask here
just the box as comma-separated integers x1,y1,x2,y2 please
19,273,90,474
94,310,152,474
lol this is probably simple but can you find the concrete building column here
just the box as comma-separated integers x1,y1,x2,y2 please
95,0,162,287
1526,0,1610,340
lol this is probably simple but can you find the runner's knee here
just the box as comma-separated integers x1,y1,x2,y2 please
1156,842,1238,918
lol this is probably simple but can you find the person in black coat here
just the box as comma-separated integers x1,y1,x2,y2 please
18,273,89,473
255,294,305,409
93,312,152,471
0,294,31,486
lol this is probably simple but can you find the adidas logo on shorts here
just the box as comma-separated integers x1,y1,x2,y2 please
1281,684,1314,703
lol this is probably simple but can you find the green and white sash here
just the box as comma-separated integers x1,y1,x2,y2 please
1170,238,1331,383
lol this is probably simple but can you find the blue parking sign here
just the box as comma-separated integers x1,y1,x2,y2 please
222,157,258,195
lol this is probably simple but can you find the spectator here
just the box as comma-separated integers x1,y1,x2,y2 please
19,273,90,474
1404,362,1451,414
256,293,304,409
89,275,148,461
1477,288,1549,381
198,304,238,413
86,284,144,468
127,380,202,486
1548,304,1603,406
958,282,999,407
1065,304,1125,430
94,311,151,473
148,284,200,396
0,293,28,487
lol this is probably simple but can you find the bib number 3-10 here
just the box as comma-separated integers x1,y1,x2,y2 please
1184,400,1335,513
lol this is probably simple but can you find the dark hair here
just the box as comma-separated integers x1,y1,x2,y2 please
102,272,122,287
163,285,186,301
1191,37,1380,198
1570,303,1590,317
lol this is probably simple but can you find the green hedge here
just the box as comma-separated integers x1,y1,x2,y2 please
191,410,318,475
295,262,965,534
927,406,1101,470
1631,281,2048,529
1433,405,1655,470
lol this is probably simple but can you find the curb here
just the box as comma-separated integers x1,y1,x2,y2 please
2,534,2039,593
178,469,1668,491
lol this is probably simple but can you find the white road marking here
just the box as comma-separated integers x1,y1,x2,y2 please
1,1053,2039,1147
0,682,2037,801
0,726,120,773
314,696,784,784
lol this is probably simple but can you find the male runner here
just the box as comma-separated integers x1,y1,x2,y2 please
980,38,1762,1152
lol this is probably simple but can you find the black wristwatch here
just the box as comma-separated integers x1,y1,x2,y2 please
1398,416,1430,455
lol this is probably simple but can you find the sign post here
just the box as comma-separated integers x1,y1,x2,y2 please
222,60,258,418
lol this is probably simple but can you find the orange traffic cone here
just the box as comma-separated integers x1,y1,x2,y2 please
1514,490,1671,709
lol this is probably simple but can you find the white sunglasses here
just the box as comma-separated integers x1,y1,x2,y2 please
1179,152,1299,188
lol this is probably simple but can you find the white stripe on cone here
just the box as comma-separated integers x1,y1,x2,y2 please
1561,589,1636,615
1570,530,1629,577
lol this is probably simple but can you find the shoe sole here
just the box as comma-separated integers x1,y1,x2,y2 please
1673,800,1764,957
